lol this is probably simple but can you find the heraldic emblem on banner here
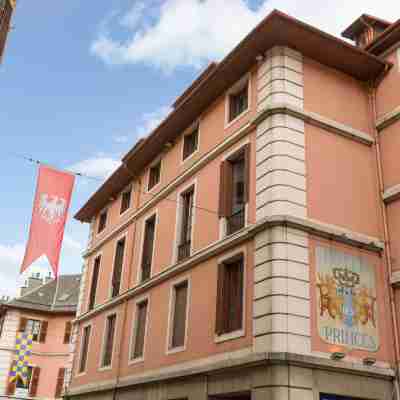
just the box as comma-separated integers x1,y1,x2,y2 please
316,246,379,352
9,333,33,384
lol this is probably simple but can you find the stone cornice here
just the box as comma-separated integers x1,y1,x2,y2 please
376,105,400,131
254,103,374,145
383,184,400,204
74,215,383,325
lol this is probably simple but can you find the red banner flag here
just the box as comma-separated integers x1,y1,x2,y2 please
20,165,75,277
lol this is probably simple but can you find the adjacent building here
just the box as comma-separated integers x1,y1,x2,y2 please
0,0,15,63
68,10,400,400
0,274,80,399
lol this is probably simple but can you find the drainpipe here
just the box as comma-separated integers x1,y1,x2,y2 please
369,81,400,399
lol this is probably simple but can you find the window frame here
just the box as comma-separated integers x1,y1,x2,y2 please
181,123,200,163
25,318,42,342
225,74,251,128
88,253,102,311
128,295,150,364
214,248,246,344
147,159,162,192
120,185,133,216
99,312,117,371
166,276,191,354
109,233,128,299
15,365,34,391
97,208,108,235
77,323,92,376
137,211,158,284
173,180,197,264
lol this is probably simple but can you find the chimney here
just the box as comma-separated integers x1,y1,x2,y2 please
342,14,392,48
19,273,43,297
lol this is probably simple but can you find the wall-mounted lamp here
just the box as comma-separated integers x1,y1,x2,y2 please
330,352,346,361
363,357,376,366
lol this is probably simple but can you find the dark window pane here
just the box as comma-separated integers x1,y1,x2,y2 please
79,325,91,373
26,319,41,342
132,300,148,359
98,211,107,233
183,129,198,160
120,189,132,214
178,189,194,261
112,239,125,298
229,84,248,122
102,314,116,367
171,282,188,348
141,216,156,282
89,256,101,310
148,162,161,190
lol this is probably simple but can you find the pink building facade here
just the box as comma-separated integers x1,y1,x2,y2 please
69,11,400,400
0,275,80,399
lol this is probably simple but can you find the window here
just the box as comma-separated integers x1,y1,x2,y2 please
215,256,244,336
101,314,116,368
111,238,125,298
21,318,47,342
183,128,199,160
141,215,156,282
89,255,101,310
16,366,33,390
148,161,161,190
178,188,194,261
120,188,132,214
63,321,72,344
229,82,248,122
169,281,189,350
98,210,108,234
0,313,5,337
55,368,65,398
219,145,250,235
131,299,148,360
78,325,91,373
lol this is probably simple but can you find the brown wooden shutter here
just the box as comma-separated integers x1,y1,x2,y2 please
19,317,27,332
39,321,48,343
112,239,125,298
219,162,229,218
215,264,225,335
243,144,250,203
133,301,148,359
171,282,188,348
102,314,116,367
232,260,244,331
89,256,101,310
54,368,65,398
63,321,72,344
29,367,40,397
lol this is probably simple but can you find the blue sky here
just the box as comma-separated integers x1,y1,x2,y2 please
1,0,398,296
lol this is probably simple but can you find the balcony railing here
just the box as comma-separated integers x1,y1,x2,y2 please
178,240,191,262
226,207,245,235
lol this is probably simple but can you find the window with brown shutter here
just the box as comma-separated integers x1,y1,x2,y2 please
55,368,65,398
141,215,156,282
111,238,125,298
63,321,72,344
98,210,108,234
170,281,189,349
183,128,199,160
89,255,101,310
219,145,250,235
178,187,194,261
79,325,91,373
29,367,40,397
148,161,161,190
229,83,249,122
38,320,48,343
215,255,244,336
101,314,116,368
19,317,27,332
24,319,42,342
131,300,148,360
120,188,132,214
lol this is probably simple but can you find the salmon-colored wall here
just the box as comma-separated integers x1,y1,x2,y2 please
72,243,254,387
304,58,372,135
379,120,400,190
19,311,73,398
309,237,394,364
306,123,381,238
91,67,258,246
376,50,400,119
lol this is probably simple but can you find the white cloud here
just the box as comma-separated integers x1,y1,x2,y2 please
63,235,83,252
68,156,121,180
135,105,172,138
113,135,130,144
91,0,400,71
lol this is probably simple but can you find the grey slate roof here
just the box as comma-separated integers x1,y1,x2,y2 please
5,274,81,314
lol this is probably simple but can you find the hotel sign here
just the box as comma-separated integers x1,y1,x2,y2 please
316,246,379,352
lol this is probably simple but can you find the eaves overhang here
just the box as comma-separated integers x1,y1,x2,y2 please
75,10,390,223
